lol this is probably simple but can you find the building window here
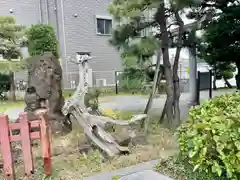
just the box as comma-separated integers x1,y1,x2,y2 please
96,18,112,35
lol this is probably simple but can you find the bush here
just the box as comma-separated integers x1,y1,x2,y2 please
156,156,228,180
26,24,60,58
177,93,240,179
119,68,145,90
84,88,101,111
0,73,10,100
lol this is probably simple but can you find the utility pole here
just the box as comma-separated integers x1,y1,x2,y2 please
186,15,207,106
188,30,198,106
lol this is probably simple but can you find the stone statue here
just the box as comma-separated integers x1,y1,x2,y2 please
24,52,71,135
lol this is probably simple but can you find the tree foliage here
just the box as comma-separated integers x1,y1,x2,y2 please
26,24,60,58
108,0,200,122
215,63,236,80
119,68,145,90
0,16,26,101
189,1,240,88
201,5,240,65
0,16,26,69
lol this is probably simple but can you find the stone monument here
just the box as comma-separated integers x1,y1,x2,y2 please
24,52,71,135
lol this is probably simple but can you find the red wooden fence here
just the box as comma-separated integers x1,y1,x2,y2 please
0,112,52,179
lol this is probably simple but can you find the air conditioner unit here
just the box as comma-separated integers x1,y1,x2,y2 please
96,79,106,87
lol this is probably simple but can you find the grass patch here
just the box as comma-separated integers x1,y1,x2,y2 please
216,87,236,91
0,100,24,113
0,96,115,113
99,92,148,97
112,175,121,180
2,111,178,179
102,109,139,120
47,120,177,179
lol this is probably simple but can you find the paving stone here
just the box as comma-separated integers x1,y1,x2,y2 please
84,160,160,180
119,170,172,180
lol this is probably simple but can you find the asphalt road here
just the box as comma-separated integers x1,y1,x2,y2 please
3,89,235,121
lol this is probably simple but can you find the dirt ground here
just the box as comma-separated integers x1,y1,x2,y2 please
0,114,178,180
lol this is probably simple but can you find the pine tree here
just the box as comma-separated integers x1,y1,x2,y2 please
108,0,199,124
0,16,26,101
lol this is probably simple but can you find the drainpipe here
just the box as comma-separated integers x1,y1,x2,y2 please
188,30,197,106
39,0,43,23
54,0,60,41
60,0,68,88
45,0,49,24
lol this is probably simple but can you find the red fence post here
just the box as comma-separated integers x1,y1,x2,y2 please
0,114,15,179
19,112,34,176
39,113,52,176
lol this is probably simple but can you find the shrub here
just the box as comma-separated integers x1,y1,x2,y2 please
0,73,10,100
156,156,228,180
119,68,145,90
177,93,240,179
84,88,101,111
26,24,60,58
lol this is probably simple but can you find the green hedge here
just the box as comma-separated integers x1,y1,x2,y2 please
177,93,240,179
26,24,60,58
156,156,229,180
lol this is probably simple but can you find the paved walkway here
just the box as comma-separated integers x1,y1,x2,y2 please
85,160,172,180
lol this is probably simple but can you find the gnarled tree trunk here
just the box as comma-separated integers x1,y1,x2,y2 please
159,9,184,125
223,78,232,88
156,4,174,123
172,10,184,125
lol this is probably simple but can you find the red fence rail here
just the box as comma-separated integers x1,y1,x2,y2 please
0,112,52,179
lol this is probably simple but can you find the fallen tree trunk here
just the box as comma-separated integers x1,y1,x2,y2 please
69,106,129,157
62,55,149,158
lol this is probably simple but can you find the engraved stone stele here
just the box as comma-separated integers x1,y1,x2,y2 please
24,52,71,135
